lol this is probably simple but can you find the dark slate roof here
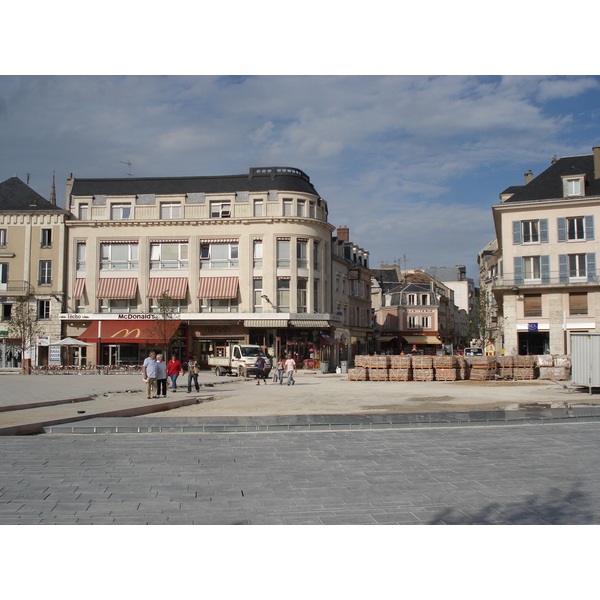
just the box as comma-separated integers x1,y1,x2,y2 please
70,167,320,198
371,268,400,294
503,154,600,203
0,176,65,212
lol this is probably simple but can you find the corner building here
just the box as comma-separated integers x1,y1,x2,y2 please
62,167,337,368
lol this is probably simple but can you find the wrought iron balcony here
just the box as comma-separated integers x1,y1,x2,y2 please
0,281,34,295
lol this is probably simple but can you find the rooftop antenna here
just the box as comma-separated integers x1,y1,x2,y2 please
26,173,30,185
119,161,132,177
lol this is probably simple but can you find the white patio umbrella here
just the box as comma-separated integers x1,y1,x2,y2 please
51,337,93,366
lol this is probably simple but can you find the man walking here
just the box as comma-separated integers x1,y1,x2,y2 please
142,350,158,399
285,353,296,386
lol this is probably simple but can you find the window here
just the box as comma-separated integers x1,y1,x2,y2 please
309,201,315,218
1,303,12,321
76,243,86,270
523,256,541,281
567,217,585,240
41,229,52,248
99,299,137,314
384,315,391,330
253,279,263,312
253,240,263,268
199,298,239,313
283,199,293,216
160,202,182,219
0,229,6,247
39,260,52,285
150,298,187,313
421,316,431,329
565,178,582,196
408,315,419,328
313,240,320,270
74,298,86,314
297,200,305,217
200,242,238,268
297,240,308,269
407,294,417,305
420,294,429,306
524,294,542,317
150,242,188,269
522,220,539,243
277,279,290,312
297,279,307,313
313,279,320,312
110,203,131,219
277,240,290,268
210,201,231,218
0,263,7,291
569,292,588,316
569,254,587,278
38,300,51,320
78,204,89,220
100,243,139,270
254,200,264,217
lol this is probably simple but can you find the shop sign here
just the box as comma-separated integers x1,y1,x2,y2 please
528,323,538,332
37,336,50,346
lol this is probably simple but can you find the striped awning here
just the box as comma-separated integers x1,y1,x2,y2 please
147,278,188,299
244,320,288,328
197,277,239,299
289,320,330,328
97,278,138,299
403,336,442,345
73,278,86,300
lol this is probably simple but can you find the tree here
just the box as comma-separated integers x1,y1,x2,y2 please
145,292,183,356
7,297,44,373
467,288,498,353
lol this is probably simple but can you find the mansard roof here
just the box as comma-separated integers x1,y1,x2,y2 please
0,176,65,212
70,167,320,198
503,154,600,203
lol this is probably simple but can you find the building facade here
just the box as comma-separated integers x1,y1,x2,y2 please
0,176,69,367
491,147,600,355
61,167,343,368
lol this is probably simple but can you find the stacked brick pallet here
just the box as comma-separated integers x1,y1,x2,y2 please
412,355,435,381
433,355,459,381
513,355,538,380
348,355,369,381
467,356,498,381
389,355,413,381
538,355,570,381
367,355,390,381
497,355,514,379
457,356,470,380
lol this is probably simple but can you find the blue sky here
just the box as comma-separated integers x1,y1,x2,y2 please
2,7,600,284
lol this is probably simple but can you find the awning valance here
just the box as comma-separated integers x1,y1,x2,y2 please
78,319,181,343
378,336,397,342
73,278,86,300
289,320,330,328
197,277,239,299
147,278,188,299
97,278,138,299
403,335,442,345
244,320,288,328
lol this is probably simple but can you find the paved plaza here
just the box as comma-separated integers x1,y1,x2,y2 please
1,421,600,524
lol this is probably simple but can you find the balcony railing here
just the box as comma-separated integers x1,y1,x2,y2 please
0,280,33,294
492,273,599,289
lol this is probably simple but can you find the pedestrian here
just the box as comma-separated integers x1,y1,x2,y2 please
276,358,285,385
167,353,183,392
142,350,158,399
255,355,267,385
285,353,296,386
187,354,200,393
156,354,167,397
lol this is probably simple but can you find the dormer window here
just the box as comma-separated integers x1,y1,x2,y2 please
562,174,585,197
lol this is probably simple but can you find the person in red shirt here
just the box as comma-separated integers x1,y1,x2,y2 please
167,354,183,392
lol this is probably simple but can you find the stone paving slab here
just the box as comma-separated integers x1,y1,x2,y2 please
1,422,600,524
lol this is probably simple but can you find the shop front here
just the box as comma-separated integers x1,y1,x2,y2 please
190,322,246,369
402,335,443,355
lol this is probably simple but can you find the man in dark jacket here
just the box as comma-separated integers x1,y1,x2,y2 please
255,356,267,385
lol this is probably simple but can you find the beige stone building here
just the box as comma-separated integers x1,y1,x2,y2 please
61,167,346,369
491,146,600,355
0,176,69,367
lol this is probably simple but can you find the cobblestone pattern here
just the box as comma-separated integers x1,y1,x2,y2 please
1,423,600,524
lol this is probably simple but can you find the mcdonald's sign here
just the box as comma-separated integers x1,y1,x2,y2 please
111,328,141,339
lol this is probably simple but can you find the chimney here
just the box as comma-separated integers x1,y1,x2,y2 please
336,225,350,242
524,170,533,184
49,171,56,206
551,155,558,164
593,147,600,180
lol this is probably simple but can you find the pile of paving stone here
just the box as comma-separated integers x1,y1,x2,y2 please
467,356,499,381
536,355,571,381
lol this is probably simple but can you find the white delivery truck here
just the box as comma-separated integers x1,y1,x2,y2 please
208,344,270,377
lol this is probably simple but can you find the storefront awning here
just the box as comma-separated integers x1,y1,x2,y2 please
78,319,181,343
244,320,288,328
403,335,442,345
97,278,138,299
73,278,86,300
378,336,397,342
321,335,335,345
289,320,330,328
147,277,188,299
197,277,239,299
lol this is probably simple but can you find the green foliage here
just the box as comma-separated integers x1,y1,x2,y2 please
7,297,43,356
146,292,183,355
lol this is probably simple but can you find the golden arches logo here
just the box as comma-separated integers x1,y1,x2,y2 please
111,328,141,339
